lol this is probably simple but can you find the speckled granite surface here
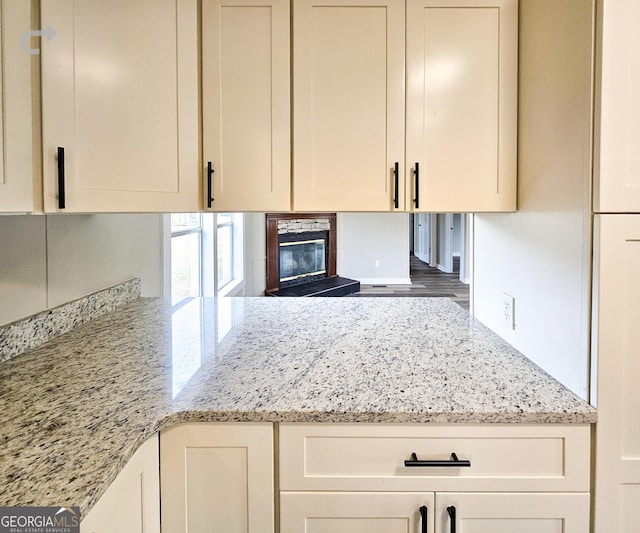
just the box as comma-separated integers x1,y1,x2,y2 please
0,279,140,363
0,296,595,516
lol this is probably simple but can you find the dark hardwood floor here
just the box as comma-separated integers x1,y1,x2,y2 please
349,255,470,311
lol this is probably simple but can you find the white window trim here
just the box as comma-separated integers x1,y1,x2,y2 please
216,214,235,292
161,215,172,297
168,214,205,300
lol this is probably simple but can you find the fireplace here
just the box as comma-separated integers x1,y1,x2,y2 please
279,231,328,288
265,213,359,296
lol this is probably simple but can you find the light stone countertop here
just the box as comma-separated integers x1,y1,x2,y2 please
0,296,596,516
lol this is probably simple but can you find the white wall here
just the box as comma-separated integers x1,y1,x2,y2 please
241,213,267,297
473,0,593,399
0,216,48,325
337,213,410,284
0,214,164,326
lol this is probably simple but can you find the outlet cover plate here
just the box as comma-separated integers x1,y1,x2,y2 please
502,292,515,330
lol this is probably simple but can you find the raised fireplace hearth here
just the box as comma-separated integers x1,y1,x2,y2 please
265,213,360,297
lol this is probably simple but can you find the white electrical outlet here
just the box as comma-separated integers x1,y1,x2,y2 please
374,260,380,268
502,293,515,330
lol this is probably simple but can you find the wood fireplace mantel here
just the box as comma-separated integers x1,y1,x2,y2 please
266,213,337,294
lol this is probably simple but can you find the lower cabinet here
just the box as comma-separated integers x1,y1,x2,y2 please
593,215,640,532
436,493,589,533
281,492,589,533
82,422,592,531
281,493,434,533
80,435,160,533
159,423,274,533
280,423,591,533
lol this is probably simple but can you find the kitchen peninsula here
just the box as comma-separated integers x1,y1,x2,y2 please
0,294,595,530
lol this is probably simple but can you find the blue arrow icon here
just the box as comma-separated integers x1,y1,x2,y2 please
20,24,57,55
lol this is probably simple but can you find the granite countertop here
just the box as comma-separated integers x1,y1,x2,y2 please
0,296,596,516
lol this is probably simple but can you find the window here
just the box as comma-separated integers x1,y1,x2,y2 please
217,213,234,290
169,213,244,301
170,213,203,301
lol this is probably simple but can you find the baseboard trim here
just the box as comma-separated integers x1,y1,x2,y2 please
356,278,413,285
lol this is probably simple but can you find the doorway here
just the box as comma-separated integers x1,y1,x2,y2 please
412,213,471,284
413,213,432,264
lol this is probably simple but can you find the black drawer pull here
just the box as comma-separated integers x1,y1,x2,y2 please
404,452,471,468
57,146,65,209
447,506,456,533
393,161,399,208
413,162,419,209
207,161,214,208
419,505,428,533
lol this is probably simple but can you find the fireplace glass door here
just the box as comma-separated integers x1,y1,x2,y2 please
279,238,326,286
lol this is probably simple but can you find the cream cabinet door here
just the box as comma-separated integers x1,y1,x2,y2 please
594,0,640,213
281,492,434,533
81,435,160,533
160,423,274,533
593,215,640,532
406,0,517,212
203,0,290,212
40,0,199,213
435,493,590,533
0,0,35,213
293,0,405,212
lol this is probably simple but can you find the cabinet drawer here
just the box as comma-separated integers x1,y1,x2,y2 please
279,424,590,492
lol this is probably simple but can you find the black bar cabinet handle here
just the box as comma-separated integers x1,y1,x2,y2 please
57,147,65,209
404,452,471,468
413,162,420,209
419,505,428,533
207,162,214,208
393,161,399,208
447,506,456,533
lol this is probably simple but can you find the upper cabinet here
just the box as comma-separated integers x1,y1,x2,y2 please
292,0,517,213
202,0,290,212
406,0,518,212
0,0,36,213
3,0,517,214
594,0,640,213
40,0,200,213
292,0,406,212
